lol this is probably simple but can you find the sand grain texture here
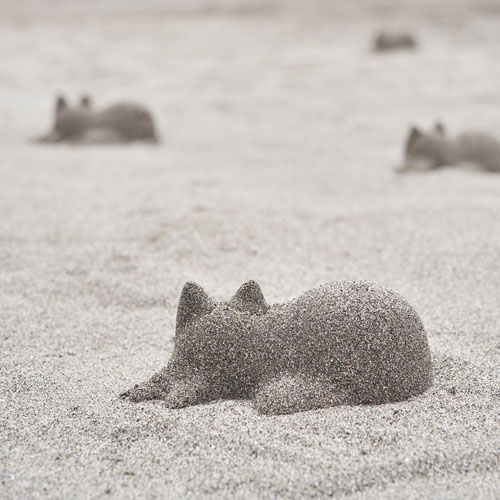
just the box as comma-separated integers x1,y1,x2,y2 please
1,0,500,498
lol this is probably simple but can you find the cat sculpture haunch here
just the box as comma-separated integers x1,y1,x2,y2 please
36,95,158,144
121,281,433,415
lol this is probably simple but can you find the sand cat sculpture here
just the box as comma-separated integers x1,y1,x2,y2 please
398,122,500,173
373,32,417,52
36,95,158,144
121,281,432,415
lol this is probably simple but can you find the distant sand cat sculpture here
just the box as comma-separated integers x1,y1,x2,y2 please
373,32,417,52
398,122,500,173
36,95,158,144
121,281,433,415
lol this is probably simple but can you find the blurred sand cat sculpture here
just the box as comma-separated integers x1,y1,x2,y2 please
121,280,432,415
36,95,158,144
373,32,417,52
398,122,500,173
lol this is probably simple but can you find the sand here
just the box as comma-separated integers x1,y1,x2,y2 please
1,0,500,498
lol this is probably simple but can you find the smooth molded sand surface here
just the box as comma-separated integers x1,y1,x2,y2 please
1,0,500,498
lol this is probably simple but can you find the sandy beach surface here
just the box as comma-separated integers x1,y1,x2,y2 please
1,0,500,498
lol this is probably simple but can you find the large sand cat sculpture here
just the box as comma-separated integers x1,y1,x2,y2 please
121,281,432,415
36,95,158,144
398,122,500,173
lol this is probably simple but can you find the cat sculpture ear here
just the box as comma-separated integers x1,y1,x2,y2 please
176,282,216,329
434,121,446,136
405,125,421,152
229,280,269,315
55,95,67,117
80,95,92,109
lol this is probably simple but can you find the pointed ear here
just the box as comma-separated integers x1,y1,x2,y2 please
229,280,269,315
434,121,446,135
80,95,92,109
176,282,215,329
55,95,67,117
406,125,421,151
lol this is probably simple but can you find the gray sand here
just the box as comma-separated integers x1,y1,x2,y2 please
2,0,500,498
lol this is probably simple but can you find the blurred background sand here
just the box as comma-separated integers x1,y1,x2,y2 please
1,1,500,498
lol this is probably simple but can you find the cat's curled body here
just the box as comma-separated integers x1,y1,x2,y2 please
122,281,433,415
